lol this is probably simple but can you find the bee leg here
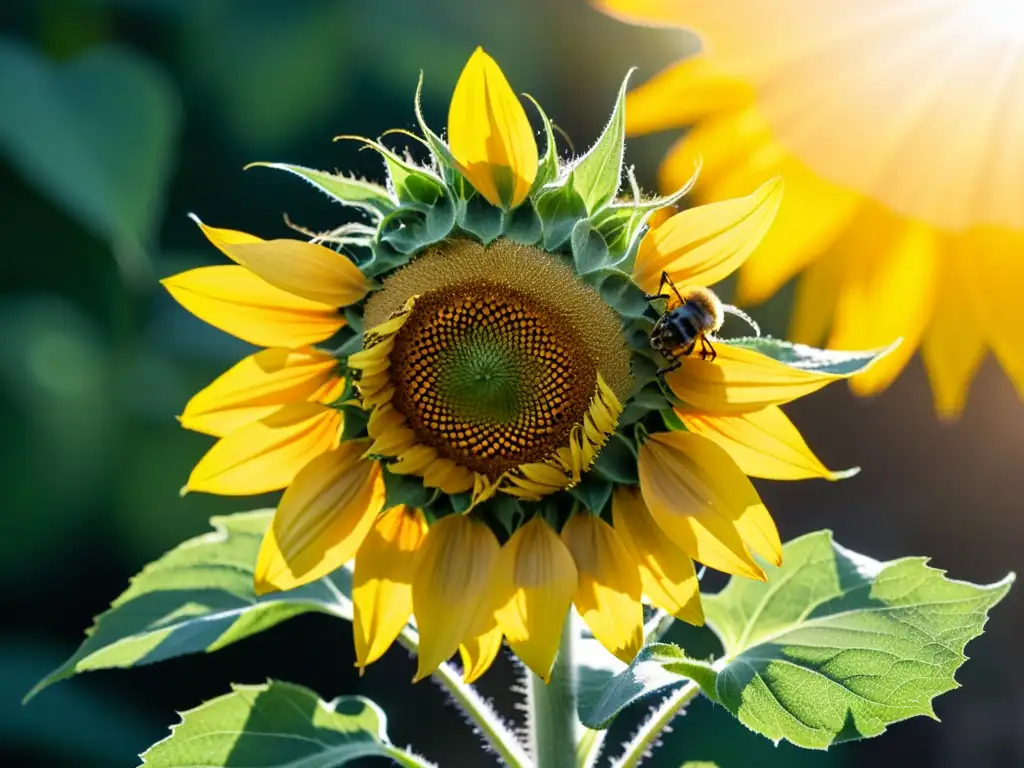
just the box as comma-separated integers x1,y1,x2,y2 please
698,335,718,362
656,354,683,376
662,271,687,307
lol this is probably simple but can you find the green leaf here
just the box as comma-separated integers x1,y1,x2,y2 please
377,195,456,255
141,681,432,767
579,643,716,729
726,337,902,377
569,474,613,514
570,71,632,213
457,193,505,245
525,93,559,195
682,763,720,768
413,72,464,193
570,219,612,274
245,162,395,216
534,176,587,251
338,135,444,208
583,531,1014,749
28,511,352,700
381,465,436,510
502,200,543,245
585,269,648,319
592,432,638,485
0,41,179,284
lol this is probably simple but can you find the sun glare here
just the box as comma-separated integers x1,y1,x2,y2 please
967,0,1024,42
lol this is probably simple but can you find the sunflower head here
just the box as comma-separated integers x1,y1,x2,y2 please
166,46,840,683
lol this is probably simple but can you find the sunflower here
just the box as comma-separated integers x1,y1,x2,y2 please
598,0,1024,417
164,48,862,683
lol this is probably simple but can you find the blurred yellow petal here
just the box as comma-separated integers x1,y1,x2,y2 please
161,266,343,348
352,506,427,669
612,487,703,625
594,0,705,27
733,162,860,305
633,177,783,293
181,348,342,437
448,47,538,208
560,513,643,664
828,212,938,397
922,243,988,418
625,56,753,136
193,217,368,307
412,515,499,681
664,343,842,413
186,402,342,496
788,247,843,348
493,517,577,682
254,441,384,594
458,616,504,684
679,406,847,481
638,431,780,580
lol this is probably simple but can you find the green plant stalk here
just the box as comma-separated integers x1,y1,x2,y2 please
611,682,701,768
528,612,582,768
397,630,530,768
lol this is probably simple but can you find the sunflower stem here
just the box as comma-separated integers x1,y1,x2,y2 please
610,682,701,768
527,611,582,768
398,631,531,768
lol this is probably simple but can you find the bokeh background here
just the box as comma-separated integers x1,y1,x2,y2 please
1,1,1021,766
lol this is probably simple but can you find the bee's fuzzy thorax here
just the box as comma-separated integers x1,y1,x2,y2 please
677,285,725,333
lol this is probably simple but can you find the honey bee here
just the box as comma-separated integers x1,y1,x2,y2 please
645,271,724,374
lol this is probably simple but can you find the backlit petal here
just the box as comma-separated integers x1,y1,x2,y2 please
679,406,847,481
448,48,538,208
971,229,1024,406
193,217,369,307
827,210,938,397
186,402,342,495
458,615,504,684
180,347,342,437
353,506,428,668
412,515,499,681
638,431,781,580
162,266,343,347
922,241,987,418
612,487,704,625
664,343,843,413
492,517,577,681
254,440,384,593
561,513,643,663
633,177,783,293
625,55,753,136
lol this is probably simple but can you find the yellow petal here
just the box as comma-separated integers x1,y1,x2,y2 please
560,513,643,664
254,441,384,593
678,406,847,481
638,431,781,580
352,506,428,668
625,55,753,136
180,347,342,437
193,217,368,307
612,487,704,625
458,615,504,684
633,177,783,293
186,402,342,495
788,247,843,347
448,47,538,208
162,266,343,348
972,230,1024,406
827,211,937,397
492,517,577,682
922,244,987,418
412,515,499,681
664,343,842,413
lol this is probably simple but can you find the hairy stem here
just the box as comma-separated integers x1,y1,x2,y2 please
527,612,582,768
398,630,531,768
611,682,701,768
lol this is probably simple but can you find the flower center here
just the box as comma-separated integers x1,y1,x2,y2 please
390,281,596,477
